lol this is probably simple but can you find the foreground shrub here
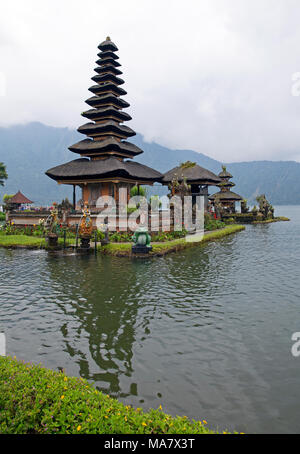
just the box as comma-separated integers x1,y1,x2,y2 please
0,356,215,434
204,213,225,231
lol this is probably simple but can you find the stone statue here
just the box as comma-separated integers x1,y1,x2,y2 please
256,195,274,220
241,199,249,214
168,176,191,199
45,202,61,248
132,226,152,253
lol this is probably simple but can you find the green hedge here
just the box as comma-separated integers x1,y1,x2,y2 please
0,356,217,434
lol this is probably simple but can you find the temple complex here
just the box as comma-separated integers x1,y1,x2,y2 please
46,37,161,210
209,166,243,214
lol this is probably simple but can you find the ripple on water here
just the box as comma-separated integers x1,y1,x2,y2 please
0,208,300,433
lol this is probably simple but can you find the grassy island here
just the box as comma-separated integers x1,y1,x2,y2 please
0,225,245,255
0,356,220,434
252,216,290,224
0,235,72,249
100,225,246,257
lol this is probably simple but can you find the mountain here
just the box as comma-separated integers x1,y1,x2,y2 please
0,122,299,205
0,123,81,206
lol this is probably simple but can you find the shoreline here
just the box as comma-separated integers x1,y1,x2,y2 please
100,225,246,257
0,356,220,434
252,216,290,224
0,225,246,256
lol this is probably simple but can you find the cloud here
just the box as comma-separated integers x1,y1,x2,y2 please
0,0,300,162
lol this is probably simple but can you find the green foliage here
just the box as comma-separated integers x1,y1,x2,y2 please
130,185,147,198
253,216,290,224
100,226,245,257
0,235,47,248
0,162,8,187
179,161,196,170
151,230,187,242
100,243,132,256
95,229,105,241
3,194,13,204
224,217,235,225
0,212,5,221
0,234,73,248
0,356,215,434
150,195,162,209
58,198,73,211
204,213,225,231
109,232,132,243
126,206,137,214
2,194,13,212
0,223,76,239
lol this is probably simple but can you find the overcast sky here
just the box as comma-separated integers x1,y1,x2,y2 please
1,0,300,162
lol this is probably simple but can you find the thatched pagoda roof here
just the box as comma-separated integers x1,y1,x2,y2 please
46,37,161,179
85,94,129,109
88,83,126,97
46,158,162,183
218,181,236,188
77,121,136,139
91,73,124,85
162,163,221,185
97,51,119,60
96,58,121,67
68,137,143,158
81,107,132,122
218,167,233,179
209,165,243,202
98,37,118,52
209,191,243,201
9,191,33,204
94,65,122,76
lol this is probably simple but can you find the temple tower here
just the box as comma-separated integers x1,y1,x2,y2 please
46,37,161,210
209,166,243,214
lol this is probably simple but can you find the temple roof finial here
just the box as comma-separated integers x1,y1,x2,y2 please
106,36,111,41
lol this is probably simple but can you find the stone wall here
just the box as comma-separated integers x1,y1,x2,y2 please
7,209,177,232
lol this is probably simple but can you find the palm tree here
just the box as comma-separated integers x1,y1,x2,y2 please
0,162,8,186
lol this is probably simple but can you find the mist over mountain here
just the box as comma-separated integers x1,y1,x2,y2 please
0,122,299,206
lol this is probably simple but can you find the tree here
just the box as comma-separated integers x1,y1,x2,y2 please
3,194,13,204
0,162,8,186
130,185,147,198
58,197,73,211
2,194,13,212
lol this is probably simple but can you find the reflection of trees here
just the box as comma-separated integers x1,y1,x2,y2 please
45,254,141,397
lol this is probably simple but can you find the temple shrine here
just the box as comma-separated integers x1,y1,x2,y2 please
209,166,243,214
162,161,221,209
8,191,33,210
46,37,162,210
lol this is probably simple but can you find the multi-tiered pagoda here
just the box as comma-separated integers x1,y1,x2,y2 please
46,37,161,209
209,166,243,213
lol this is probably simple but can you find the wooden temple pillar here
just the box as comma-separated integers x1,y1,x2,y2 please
82,184,90,205
73,185,76,210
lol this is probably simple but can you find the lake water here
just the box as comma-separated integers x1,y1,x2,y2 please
0,206,299,434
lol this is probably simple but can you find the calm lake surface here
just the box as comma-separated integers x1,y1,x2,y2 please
0,205,299,434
